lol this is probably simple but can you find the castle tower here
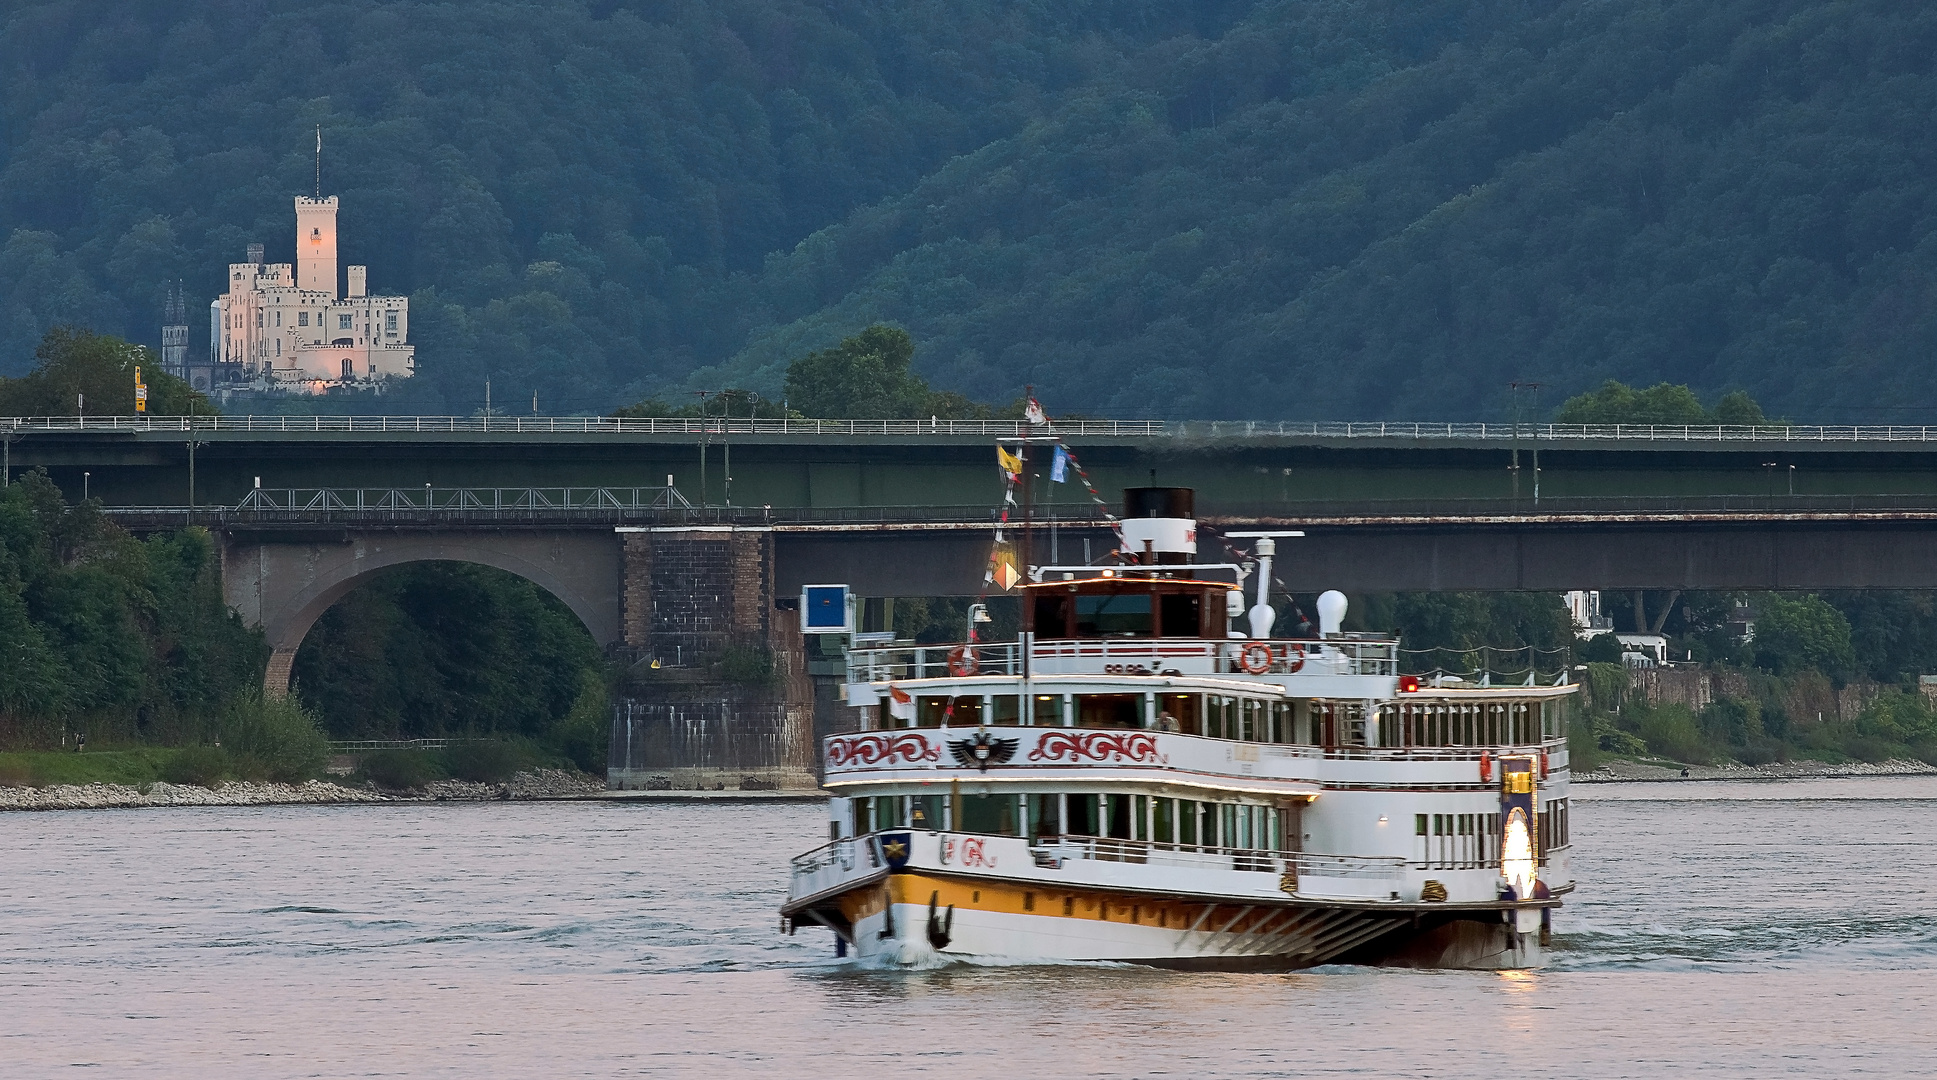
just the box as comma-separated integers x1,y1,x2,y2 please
294,195,338,297
160,283,188,379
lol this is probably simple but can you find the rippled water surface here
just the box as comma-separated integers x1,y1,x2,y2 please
5,778,1937,1077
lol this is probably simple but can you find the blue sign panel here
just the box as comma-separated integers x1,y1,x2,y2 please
801,584,851,631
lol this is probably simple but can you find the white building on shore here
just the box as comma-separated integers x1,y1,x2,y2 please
212,195,414,393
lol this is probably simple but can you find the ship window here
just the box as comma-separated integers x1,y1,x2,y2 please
1153,798,1175,844
1068,794,1100,837
1033,594,1070,636
990,695,1020,726
1178,800,1200,847
1159,592,1201,636
917,697,951,727
1105,794,1133,840
1028,794,1061,839
959,794,1018,836
912,794,944,830
1156,693,1198,735
1035,694,1063,728
1075,593,1151,637
1415,814,1429,836
1077,693,1141,729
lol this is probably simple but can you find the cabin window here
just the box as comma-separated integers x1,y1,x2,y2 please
1028,794,1061,839
990,695,1020,726
1178,800,1200,846
1153,797,1175,844
1155,693,1199,734
1067,794,1100,837
1077,693,1142,729
1159,592,1201,636
917,697,952,727
1075,593,1151,637
959,794,1019,836
1033,594,1070,637
863,796,907,832
1106,794,1130,839
912,794,945,830
1035,694,1062,727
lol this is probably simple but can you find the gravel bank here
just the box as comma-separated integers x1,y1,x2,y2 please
0,769,608,811
1576,757,1937,782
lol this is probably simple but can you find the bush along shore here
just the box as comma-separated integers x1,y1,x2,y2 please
0,767,606,811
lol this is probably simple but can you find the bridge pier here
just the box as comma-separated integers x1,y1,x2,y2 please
609,527,818,791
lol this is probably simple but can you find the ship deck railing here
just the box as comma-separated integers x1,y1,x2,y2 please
845,637,1401,682
1033,834,1405,881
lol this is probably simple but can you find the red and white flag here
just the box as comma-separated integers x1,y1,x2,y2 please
887,683,915,722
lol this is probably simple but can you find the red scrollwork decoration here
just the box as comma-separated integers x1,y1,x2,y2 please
1027,731,1162,764
960,837,996,868
826,732,940,768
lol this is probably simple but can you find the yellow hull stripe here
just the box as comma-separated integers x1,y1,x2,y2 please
835,871,1291,934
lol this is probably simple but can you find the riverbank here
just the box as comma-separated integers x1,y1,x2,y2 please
0,768,609,811
1575,756,1937,782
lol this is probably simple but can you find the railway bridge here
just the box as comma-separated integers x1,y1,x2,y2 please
16,415,1937,693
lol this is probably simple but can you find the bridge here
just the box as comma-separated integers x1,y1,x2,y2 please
17,415,1937,695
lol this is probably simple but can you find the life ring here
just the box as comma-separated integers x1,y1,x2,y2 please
1284,643,1306,674
947,645,979,677
1239,642,1273,674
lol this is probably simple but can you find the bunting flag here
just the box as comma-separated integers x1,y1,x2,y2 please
888,684,915,722
1050,443,1069,483
989,541,1021,591
1025,397,1047,425
1051,441,1125,548
996,445,1023,478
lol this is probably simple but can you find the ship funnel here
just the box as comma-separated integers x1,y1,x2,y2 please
1317,590,1348,637
1119,487,1195,564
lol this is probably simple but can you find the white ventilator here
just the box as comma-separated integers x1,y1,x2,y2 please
1317,590,1348,637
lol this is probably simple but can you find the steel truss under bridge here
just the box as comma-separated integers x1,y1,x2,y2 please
234,486,697,513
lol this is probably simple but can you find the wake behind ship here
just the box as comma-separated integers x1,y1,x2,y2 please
781,480,1575,969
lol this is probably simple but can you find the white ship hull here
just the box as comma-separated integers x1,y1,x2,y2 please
784,832,1554,971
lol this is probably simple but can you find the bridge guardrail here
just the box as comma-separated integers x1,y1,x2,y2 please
94,490,1937,528
21,415,1937,442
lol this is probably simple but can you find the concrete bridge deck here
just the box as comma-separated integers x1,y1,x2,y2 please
16,415,1937,514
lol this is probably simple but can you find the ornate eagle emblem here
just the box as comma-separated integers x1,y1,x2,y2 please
947,730,1019,772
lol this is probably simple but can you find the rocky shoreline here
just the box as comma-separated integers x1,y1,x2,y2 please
1575,757,1937,782
0,768,608,812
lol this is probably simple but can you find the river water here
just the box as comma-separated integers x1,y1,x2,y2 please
4,778,1935,1077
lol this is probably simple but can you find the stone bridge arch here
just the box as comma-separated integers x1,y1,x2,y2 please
220,529,622,694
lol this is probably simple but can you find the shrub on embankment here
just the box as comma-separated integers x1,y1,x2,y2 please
354,738,560,790
0,467,269,751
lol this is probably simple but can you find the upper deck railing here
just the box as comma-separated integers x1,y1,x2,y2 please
844,637,1402,682
17,414,1937,443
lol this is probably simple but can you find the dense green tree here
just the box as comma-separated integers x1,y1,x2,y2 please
1552,380,1769,426
1753,594,1856,677
290,562,603,740
7,2,1936,421
782,326,932,419
0,469,263,747
0,328,214,416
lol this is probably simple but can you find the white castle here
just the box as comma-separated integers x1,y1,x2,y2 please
210,195,414,393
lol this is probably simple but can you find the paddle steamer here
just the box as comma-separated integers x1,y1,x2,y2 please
781,485,1576,968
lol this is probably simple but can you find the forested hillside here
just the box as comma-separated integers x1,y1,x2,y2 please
3,1,1934,419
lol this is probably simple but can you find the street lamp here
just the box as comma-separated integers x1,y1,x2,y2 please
83,471,90,501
